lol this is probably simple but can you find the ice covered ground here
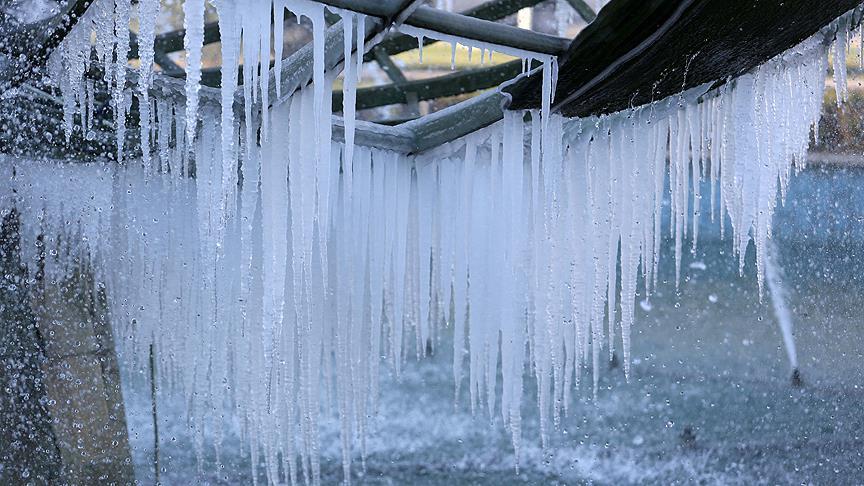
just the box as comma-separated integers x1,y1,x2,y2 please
122,165,864,484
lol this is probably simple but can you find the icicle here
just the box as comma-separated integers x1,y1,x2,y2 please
418,34,425,63
23,6,860,483
833,20,850,104
356,14,366,81
113,0,132,162
341,10,359,175
258,0,273,138
305,3,329,228
216,0,241,227
138,92,152,171
274,0,286,99
765,238,798,372
450,41,457,70
137,0,160,170
183,0,206,150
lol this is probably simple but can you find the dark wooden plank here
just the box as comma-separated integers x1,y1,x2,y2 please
508,0,863,117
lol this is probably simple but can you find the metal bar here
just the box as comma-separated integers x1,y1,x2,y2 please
405,6,568,56
149,22,221,55
335,59,526,112
5,0,553,157
129,32,184,75
402,89,508,153
259,0,425,112
368,0,545,60
154,50,184,76
401,64,545,153
564,0,597,23
324,2,568,56
464,0,545,21
149,343,159,486
370,46,420,116
333,116,416,152
312,0,410,18
372,46,410,84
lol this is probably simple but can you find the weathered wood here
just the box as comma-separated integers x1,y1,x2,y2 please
0,209,134,484
0,211,62,485
34,265,135,484
508,0,864,117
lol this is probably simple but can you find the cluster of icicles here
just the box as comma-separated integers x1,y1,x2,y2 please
10,0,859,483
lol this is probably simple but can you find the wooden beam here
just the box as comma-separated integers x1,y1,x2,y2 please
508,0,864,117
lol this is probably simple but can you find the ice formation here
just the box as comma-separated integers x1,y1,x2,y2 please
765,238,798,372
9,1,862,484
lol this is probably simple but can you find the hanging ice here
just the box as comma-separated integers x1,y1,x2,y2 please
183,0,206,150
24,2,864,485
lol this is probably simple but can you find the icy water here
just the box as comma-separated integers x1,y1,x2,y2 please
123,166,864,484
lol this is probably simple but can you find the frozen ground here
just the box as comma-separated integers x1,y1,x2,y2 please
123,166,864,484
